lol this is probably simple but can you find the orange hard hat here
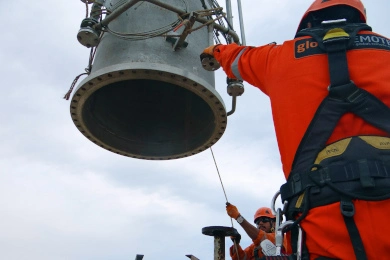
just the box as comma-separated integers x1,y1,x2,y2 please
298,0,366,32
253,207,275,223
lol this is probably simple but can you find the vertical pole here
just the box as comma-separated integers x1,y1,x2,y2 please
202,226,237,260
225,0,233,43
214,236,225,260
236,0,246,45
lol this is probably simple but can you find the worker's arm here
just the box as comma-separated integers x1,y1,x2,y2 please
229,243,245,260
226,203,266,242
201,43,277,94
200,44,246,79
230,243,255,260
237,217,260,241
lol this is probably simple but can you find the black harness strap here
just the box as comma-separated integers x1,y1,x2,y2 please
254,247,262,260
326,32,351,86
282,158,390,205
261,256,293,260
340,196,367,260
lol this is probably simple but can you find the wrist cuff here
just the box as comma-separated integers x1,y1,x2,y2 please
236,215,244,224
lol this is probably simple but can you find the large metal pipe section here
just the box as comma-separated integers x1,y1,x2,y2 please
70,0,228,160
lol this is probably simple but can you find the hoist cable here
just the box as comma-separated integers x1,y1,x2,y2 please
210,147,240,260
210,147,229,203
104,0,187,41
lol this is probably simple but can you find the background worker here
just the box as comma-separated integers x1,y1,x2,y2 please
226,204,288,259
202,0,390,259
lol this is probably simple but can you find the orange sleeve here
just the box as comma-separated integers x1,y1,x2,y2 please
214,43,279,95
213,43,247,79
230,243,255,260
229,244,245,260
252,229,276,246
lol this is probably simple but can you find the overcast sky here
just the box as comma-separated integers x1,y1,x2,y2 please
1,0,389,259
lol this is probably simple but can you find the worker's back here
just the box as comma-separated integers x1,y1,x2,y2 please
209,0,390,258
254,29,390,176
213,23,390,260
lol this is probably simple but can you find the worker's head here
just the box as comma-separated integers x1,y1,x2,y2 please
297,0,366,32
253,207,276,233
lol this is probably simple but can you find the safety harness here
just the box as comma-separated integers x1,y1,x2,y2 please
280,20,390,260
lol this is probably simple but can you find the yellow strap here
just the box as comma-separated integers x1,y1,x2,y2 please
295,193,305,208
323,28,350,41
314,138,351,164
359,136,390,149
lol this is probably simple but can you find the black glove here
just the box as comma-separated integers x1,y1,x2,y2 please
230,233,241,244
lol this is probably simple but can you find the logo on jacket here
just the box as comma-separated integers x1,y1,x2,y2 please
354,34,390,51
295,34,390,59
295,38,324,58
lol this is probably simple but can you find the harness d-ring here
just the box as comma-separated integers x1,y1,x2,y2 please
271,190,288,216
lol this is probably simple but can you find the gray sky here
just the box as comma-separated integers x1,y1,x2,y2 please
1,0,389,259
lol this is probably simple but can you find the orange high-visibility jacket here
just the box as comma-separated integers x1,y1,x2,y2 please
214,30,390,259
230,242,264,260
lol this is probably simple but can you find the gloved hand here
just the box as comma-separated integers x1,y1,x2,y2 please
230,233,241,244
201,45,219,57
226,202,240,219
200,44,221,71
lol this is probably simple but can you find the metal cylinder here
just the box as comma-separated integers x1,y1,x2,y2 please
70,0,227,160
214,236,225,260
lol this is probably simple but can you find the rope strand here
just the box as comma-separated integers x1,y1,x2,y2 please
210,147,240,260
63,73,88,100
210,147,229,202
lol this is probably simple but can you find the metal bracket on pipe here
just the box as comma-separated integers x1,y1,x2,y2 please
94,0,141,30
226,79,244,116
172,12,198,51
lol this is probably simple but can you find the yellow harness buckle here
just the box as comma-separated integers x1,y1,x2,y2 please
323,28,350,41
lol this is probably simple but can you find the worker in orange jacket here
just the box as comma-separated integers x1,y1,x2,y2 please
227,205,288,259
202,0,390,259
